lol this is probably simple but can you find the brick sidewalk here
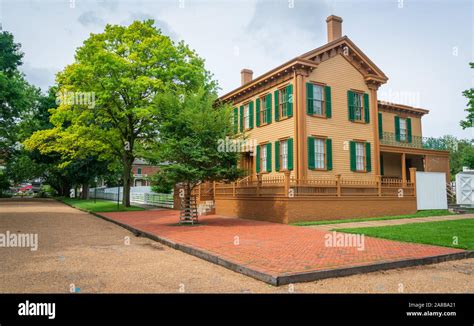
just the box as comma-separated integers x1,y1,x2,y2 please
99,210,468,285
311,214,474,231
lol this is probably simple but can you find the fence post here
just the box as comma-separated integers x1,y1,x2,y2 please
232,182,236,197
284,171,291,197
377,175,382,197
256,174,261,197
213,181,216,198
336,174,341,197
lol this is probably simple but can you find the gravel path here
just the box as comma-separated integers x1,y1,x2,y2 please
0,199,473,293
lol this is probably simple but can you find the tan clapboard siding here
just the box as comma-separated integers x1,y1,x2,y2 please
234,81,295,177
305,54,375,180
380,111,422,137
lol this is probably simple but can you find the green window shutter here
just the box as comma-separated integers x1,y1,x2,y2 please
288,138,294,170
266,143,272,172
378,112,383,139
395,116,400,141
349,141,356,171
325,86,332,118
233,107,238,133
407,118,412,143
365,142,372,172
287,84,293,117
308,136,315,169
348,90,354,121
249,101,254,129
256,145,261,173
274,90,280,122
363,93,370,123
326,138,333,170
239,105,244,132
306,82,314,114
256,98,261,127
266,93,272,124
274,141,280,171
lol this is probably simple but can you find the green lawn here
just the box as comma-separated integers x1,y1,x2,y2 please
60,198,145,213
335,218,474,250
291,209,454,226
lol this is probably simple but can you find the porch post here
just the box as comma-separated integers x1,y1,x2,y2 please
401,153,407,185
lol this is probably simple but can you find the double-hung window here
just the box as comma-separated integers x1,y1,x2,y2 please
279,87,289,118
260,96,267,124
314,138,326,169
353,92,363,122
280,140,288,170
260,145,267,173
243,104,250,130
399,118,407,142
355,142,365,172
313,85,324,116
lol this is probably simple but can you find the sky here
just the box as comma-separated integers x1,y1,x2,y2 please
0,0,472,138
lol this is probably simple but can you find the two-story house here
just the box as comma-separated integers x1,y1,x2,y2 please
211,15,449,224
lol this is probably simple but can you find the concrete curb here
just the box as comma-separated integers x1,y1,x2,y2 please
58,200,474,286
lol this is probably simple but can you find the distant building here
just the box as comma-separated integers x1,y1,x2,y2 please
132,158,159,187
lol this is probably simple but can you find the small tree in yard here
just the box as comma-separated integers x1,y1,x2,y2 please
146,88,243,222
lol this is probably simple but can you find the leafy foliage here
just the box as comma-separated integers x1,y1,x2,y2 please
147,88,243,195
461,62,474,129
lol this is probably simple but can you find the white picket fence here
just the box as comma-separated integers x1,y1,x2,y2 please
89,186,174,208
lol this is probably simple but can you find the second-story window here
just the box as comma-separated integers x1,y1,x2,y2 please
399,118,407,142
353,93,363,121
313,85,324,115
244,103,250,130
260,95,268,125
279,87,289,118
137,168,142,175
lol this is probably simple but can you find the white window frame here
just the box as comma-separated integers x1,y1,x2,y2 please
244,104,250,130
314,138,326,169
399,118,407,142
313,84,324,116
280,140,288,170
355,142,365,172
280,87,288,118
261,145,267,172
353,93,363,121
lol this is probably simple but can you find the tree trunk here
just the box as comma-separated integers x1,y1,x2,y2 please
122,153,134,207
81,184,89,199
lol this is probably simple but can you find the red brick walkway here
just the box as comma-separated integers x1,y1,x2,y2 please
100,210,465,279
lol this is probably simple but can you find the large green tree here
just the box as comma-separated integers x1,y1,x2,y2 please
461,62,474,129
146,88,243,214
48,20,213,206
0,31,37,159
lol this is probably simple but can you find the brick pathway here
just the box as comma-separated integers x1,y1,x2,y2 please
311,214,474,231
99,210,466,283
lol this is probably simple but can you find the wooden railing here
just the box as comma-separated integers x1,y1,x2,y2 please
213,171,416,199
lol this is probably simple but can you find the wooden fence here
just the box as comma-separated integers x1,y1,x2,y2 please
210,171,416,199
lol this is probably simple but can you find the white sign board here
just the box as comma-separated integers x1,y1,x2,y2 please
416,172,447,210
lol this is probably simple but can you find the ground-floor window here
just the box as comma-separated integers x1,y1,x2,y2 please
355,142,365,172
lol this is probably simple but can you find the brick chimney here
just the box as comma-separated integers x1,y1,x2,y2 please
240,69,253,85
326,15,343,43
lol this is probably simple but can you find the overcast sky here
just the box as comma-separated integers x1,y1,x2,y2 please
0,0,472,138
